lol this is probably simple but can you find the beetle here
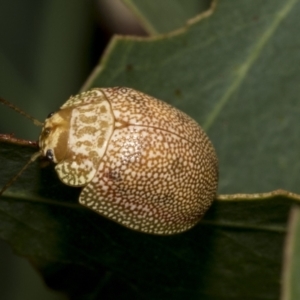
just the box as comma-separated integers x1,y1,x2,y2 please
1,87,218,235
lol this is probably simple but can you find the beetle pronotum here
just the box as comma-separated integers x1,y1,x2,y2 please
0,87,218,235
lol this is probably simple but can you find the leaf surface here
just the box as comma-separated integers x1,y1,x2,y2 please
0,142,298,299
122,0,210,34
84,0,300,194
281,207,300,300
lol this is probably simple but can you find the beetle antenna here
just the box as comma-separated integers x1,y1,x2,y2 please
0,151,42,196
0,97,43,127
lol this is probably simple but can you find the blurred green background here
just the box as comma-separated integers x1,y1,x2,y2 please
0,0,144,299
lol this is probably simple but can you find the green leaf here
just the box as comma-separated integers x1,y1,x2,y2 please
281,206,300,300
83,0,300,195
122,0,211,34
0,143,298,300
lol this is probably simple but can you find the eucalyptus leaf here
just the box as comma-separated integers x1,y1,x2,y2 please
83,0,300,194
281,207,300,300
0,141,298,299
122,0,211,34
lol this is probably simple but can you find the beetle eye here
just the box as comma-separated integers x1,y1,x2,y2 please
44,127,51,136
46,149,54,161
47,111,55,119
